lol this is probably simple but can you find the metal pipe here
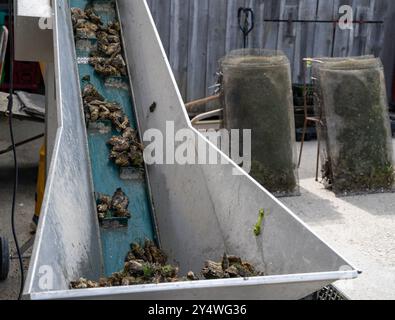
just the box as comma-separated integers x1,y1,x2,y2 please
264,19,383,24
185,94,221,112
191,108,223,125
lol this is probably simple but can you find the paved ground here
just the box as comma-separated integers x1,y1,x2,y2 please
282,139,395,300
0,118,44,300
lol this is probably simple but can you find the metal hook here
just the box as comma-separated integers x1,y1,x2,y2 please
238,7,255,48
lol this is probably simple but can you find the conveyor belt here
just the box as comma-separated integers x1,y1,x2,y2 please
70,0,157,276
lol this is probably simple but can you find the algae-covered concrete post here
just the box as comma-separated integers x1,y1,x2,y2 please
221,49,299,197
314,57,395,195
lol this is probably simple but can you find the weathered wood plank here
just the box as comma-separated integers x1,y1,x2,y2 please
332,0,354,57
247,0,266,49
262,0,283,50
169,0,191,99
277,0,299,81
187,0,209,101
380,0,395,98
293,0,319,83
365,0,387,57
226,0,248,52
312,0,335,58
206,0,228,97
149,0,172,54
349,0,372,56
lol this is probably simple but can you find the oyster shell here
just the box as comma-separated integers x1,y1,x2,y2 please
91,61,121,77
82,83,104,103
111,188,130,218
109,54,127,76
70,278,99,289
109,111,130,132
97,195,112,220
122,127,138,140
107,136,131,153
201,253,264,280
71,8,88,24
85,7,103,26
110,151,131,168
129,145,144,168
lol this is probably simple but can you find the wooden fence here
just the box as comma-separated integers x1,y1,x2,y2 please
147,0,395,102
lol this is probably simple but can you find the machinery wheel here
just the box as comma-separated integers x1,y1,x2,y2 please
0,236,10,281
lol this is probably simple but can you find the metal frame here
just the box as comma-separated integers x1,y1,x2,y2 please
28,271,356,300
298,58,324,181
24,0,104,296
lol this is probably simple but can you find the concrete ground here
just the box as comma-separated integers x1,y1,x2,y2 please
282,139,395,300
0,117,44,300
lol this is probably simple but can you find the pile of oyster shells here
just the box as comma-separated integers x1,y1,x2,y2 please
82,83,129,130
70,241,264,289
107,127,144,168
97,188,130,220
202,254,264,279
71,7,127,77
82,82,144,168
70,240,193,288
72,6,143,169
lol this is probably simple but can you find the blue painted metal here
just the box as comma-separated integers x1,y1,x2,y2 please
70,0,156,276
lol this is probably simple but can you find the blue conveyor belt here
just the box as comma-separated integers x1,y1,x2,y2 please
70,0,156,276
